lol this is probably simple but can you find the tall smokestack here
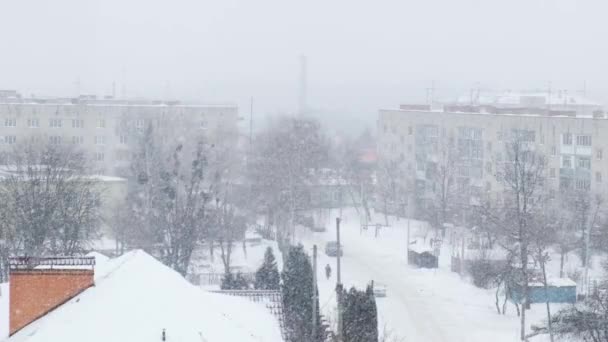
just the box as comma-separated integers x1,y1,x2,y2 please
298,55,307,116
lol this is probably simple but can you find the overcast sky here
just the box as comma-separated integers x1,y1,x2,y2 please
1,0,607,128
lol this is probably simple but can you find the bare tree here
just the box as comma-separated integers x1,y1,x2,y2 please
486,133,546,341
376,159,401,226
248,117,328,250
211,197,246,274
127,123,211,276
423,137,458,237
0,141,102,258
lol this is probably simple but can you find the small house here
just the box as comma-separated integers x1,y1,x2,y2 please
510,278,577,304
408,239,438,268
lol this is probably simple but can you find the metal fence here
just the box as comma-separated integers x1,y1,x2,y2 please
8,256,96,270
193,272,255,286
210,290,287,340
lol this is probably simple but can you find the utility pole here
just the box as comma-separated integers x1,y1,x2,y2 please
312,244,318,339
336,217,343,342
249,97,254,148
406,216,411,265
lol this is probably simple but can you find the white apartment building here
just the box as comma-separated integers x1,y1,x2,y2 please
378,92,606,217
0,92,239,176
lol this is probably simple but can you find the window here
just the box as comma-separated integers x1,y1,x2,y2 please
5,118,16,127
562,156,572,168
95,136,106,145
2,136,16,144
549,168,556,178
95,152,105,161
97,119,106,128
136,119,145,131
72,119,84,128
200,120,208,129
49,136,62,145
49,119,62,128
577,157,591,170
511,129,535,142
486,142,492,152
562,133,572,145
72,136,84,144
400,135,404,143
120,135,127,144
540,134,545,144
408,126,413,135
485,162,492,174
576,135,591,146
551,146,556,156
576,179,591,191
596,172,602,183
597,148,603,160
27,118,39,128
497,130,503,141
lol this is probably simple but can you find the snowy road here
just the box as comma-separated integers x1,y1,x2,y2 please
295,210,525,342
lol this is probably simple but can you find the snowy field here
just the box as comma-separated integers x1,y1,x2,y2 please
294,207,591,342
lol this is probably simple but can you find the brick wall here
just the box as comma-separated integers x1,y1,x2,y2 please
9,269,94,335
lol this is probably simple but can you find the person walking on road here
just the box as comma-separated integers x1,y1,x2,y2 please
325,263,332,279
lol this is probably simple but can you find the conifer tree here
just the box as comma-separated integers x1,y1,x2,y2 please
341,283,379,342
255,247,281,290
281,244,323,342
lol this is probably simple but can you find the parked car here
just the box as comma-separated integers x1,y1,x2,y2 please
311,225,326,233
295,214,314,228
373,282,387,297
325,241,343,257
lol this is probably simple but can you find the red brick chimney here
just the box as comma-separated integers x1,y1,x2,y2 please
9,256,95,335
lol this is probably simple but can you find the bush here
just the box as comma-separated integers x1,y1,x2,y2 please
467,258,503,289
221,271,250,290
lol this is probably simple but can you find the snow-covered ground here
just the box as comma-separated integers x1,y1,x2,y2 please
4,250,282,342
295,207,585,342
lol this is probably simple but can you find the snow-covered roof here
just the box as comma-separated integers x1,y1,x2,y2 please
7,250,283,342
409,238,433,254
529,277,577,288
456,91,602,107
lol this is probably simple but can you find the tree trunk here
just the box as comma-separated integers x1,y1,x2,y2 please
540,257,555,342
520,243,528,341
559,250,565,278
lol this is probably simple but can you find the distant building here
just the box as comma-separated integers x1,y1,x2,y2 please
378,91,606,218
0,91,239,176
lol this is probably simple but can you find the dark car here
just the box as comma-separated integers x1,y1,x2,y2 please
311,225,326,233
324,241,343,257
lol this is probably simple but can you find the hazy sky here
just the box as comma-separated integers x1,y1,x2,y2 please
1,0,607,129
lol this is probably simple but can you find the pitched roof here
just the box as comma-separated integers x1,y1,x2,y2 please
7,250,282,342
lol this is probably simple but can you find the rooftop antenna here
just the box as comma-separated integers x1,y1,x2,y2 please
74,77,81,97
425,80,435,106
121,67,127,99
298,55,307,116
547,81,552,113
112,81,116,98
164,81,171,102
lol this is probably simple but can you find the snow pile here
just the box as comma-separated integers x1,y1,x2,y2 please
0,283,8,340
6,250,282,342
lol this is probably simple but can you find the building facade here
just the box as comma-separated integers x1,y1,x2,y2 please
0,92,239,175
378,97,607,218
